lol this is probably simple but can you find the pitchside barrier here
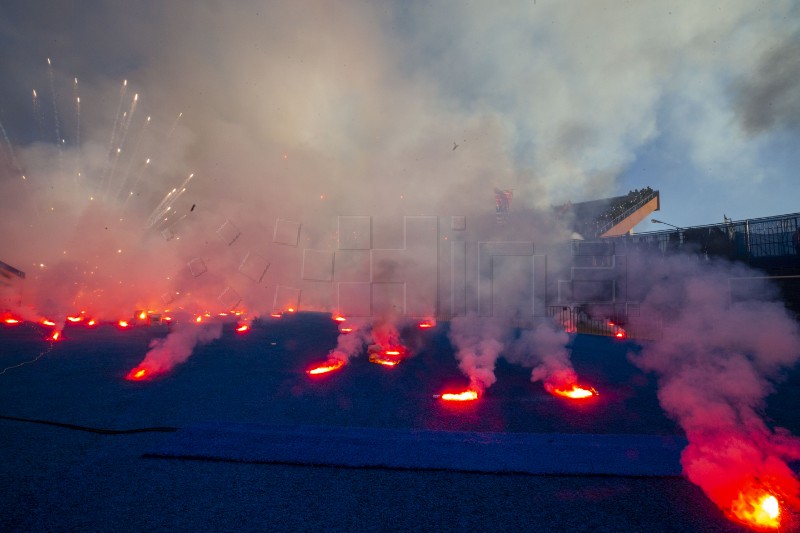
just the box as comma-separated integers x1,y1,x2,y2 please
546,306,663,341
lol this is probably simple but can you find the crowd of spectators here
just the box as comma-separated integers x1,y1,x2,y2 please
569,187,656,238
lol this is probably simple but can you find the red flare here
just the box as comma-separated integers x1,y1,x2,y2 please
270,312,282,318
439,389,479,402
117,320,130,328
418,319,435,329
339,326,353,334
306,359,345,376
333,315,346,322
4,318,20,325
370,358,399,367
235,324,249,333
125,366,152,381
48,331,61,342
729,487,781,530
545,382,598,399
368,345,406,366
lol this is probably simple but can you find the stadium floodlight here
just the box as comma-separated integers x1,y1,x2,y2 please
651,219,682,230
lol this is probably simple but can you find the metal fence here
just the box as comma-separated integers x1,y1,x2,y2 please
596,212,800,264
546,306,662,341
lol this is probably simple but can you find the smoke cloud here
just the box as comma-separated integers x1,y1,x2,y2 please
507,321,578,389
447,315,510,392
629,253,800,518
132,313,223,377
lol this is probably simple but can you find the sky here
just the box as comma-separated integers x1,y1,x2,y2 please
1,0,799,319
1,1,798,227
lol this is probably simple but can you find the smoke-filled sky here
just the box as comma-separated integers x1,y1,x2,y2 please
1,0,800,321
2,0,799,223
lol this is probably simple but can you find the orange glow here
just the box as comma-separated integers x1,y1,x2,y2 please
368,345,405,366
418,320,434,329
271,312,282,318
195,316,202,323
339,326,353,333
615,331,626,338
49,331,61,341
163,316,172,322
41,319,56,326
306,359,345,376
125,367,151,381
138,311,147,320
66,316,83,323
118,320,130,328
4,318,20,325
370,357,399,367
440,390,479,402
730,489,781,530
545,383,598,399
333,315,346,322
287,307,295,313
87,319,97,326
235,324,249,333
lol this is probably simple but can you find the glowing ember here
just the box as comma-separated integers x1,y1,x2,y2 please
163,317,172,322
440,390,479,402
118,320,130,328
49,331,61,341
545,383,598,399
306,359,345,376
86,319,97,326
125,367,151,381
370,358,399,367
235,324,249,333
418,320,434,329
41,319,56,326
138,311,147,320
333,315,346,322
270,312,282,318
4,318,20,325
195,316,203,323
730,490,781,530
339,326,353,333
368,345,405,366
66,316,83,323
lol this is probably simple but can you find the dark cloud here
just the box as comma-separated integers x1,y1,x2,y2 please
735,35,800,134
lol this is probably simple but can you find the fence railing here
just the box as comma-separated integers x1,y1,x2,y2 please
546,306,662,341
597,212,800,263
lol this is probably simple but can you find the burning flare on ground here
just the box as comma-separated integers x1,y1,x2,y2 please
125,366,152,381
729,485,781,530
438,389,480,402
433,386,480,402
545,382,598,399
367,345,405,367
306,359,345,376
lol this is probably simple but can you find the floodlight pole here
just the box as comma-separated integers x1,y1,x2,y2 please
651,218,682,231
